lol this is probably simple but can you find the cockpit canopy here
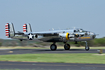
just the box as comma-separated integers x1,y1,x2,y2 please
74,29,86,32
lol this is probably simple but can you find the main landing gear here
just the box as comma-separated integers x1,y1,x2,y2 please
85,41,90,51
64,42,70,50
50,42,70,51
50,41,89,51
50,42,57,51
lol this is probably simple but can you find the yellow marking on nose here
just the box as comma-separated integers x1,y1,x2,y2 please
81,37,90,39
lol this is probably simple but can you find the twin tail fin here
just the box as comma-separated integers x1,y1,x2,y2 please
23,23,32,33
5,23,15,38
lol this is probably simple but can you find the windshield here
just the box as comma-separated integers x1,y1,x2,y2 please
74,29,86,32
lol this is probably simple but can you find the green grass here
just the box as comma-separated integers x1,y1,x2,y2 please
0,53,105,64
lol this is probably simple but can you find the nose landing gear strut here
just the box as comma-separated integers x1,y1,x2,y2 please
85,41,90,51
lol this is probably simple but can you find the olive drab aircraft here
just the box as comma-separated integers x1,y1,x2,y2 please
5,23,96,51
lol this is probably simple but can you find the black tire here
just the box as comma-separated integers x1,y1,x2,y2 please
64,44,70,50
85,46,90,51
50,44,57,51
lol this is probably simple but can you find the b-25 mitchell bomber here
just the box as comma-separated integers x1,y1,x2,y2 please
5,23,96,51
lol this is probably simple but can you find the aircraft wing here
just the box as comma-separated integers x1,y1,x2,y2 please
22,23,74,36
5,23,74,41
27,30,65,35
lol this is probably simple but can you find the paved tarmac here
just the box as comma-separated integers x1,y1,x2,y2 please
0,49,105,70
0,61,105,70
0,49,105,55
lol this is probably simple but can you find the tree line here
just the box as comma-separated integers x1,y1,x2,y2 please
0,37,105,47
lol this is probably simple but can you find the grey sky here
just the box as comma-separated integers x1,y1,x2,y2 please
0,0,105,39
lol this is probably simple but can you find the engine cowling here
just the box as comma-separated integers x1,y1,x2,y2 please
27,33,34,40
59,33,70,40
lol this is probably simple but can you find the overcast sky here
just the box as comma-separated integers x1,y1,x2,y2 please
0,0,105,39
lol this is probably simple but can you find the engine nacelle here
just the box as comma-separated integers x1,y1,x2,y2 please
59,33,70,40
27,33,34,40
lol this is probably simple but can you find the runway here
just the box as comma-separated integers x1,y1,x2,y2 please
0,49,105,70
0,49,105,55
0,61,105,70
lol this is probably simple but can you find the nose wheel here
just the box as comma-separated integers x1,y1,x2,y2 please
85,41,90,51
85,46,90,51
64,43,70,50
50,43,57,51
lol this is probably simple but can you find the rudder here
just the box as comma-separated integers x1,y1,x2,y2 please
23,23,32,33
5,23,15,38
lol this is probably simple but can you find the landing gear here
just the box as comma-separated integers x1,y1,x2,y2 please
20,39,23,41
85,41,90,51
50,43,57,51
50,42,70,51
64,43,70,50
75,41,78,44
